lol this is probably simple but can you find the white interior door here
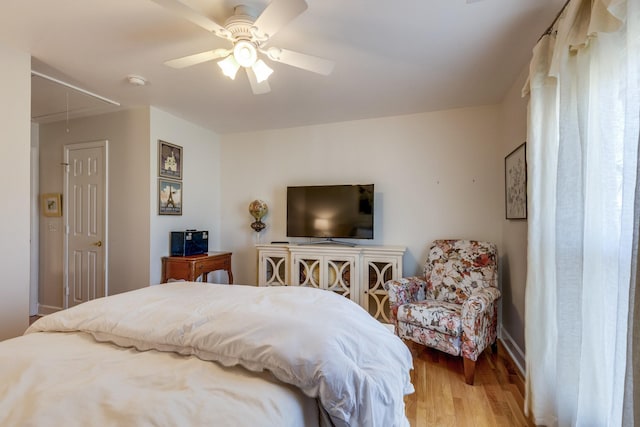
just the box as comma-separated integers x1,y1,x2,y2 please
64,141,108,308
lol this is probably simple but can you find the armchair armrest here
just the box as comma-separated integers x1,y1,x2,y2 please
462,287,501,318
383,277,427,323
461,287,501,360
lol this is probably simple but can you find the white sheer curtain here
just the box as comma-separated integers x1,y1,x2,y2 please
523,0,639,425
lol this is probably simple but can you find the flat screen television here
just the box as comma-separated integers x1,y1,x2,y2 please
286,184,374,240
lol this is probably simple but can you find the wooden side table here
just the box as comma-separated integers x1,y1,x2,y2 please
161,252,233,284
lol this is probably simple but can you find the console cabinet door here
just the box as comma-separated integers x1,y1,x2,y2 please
291,254,358,303
324,256,358,302
292,254,323,289
258,249,289,286
363,255,401,323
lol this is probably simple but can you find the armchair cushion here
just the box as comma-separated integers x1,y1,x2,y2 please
425,240,498,305
397,300,462,336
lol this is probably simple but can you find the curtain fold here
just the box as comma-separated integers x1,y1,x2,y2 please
524,0,639,425
524,33,560,425
622,127,639,426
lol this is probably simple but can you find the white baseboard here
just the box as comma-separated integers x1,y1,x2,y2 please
499,324,526,377
38,304,62,315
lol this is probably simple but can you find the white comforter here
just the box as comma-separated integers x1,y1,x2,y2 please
0,331,320,426
26,282,414,427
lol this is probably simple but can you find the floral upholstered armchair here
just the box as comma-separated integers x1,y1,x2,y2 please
383,239,500,385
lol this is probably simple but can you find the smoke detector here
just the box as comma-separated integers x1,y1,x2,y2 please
126,75,147,86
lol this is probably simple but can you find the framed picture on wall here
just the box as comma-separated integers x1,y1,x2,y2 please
158,140,183,180
41,193,62,217
505,142,527,220
158,179,182,215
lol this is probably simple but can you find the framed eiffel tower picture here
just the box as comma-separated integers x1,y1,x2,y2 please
159,178,182,215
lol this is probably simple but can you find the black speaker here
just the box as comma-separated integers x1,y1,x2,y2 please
170,230,209,256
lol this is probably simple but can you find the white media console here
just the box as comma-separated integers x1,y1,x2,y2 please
256,244,406,323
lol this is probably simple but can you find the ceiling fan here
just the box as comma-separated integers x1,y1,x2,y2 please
151,0,335,94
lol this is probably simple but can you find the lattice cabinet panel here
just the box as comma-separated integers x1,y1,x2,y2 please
294,256,323,289
364,259,400,323
325,259,353,299
258,247,289,286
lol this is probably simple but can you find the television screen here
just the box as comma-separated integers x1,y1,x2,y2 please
286,184,374,240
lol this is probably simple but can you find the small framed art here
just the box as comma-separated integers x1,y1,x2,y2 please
158,140,183,180
159,179,182,215
41,193,62,217
505,142,527,220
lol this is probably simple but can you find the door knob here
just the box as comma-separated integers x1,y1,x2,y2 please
93,241,103,247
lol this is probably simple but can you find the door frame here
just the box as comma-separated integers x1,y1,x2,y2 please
63,140,109,308
29,141,39,316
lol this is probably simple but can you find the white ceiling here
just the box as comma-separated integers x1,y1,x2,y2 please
0,0,564,134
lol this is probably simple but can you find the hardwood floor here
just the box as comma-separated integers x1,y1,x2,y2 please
404,340,533,427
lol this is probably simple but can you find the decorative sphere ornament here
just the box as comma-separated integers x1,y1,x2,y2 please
248,200,268,232
248,200,268,220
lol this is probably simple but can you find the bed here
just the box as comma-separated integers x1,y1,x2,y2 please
0,282,414,426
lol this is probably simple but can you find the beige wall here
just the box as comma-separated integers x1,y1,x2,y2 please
499,65,530,371
148,107,221,285
220,105,504,285
37,106,221,310
0,43,30,340
39,108,151,309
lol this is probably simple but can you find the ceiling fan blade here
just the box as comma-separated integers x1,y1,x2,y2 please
149,0,231,39
253,0,308,39
246,68,271,95
264,48,334,75
164,48,231,69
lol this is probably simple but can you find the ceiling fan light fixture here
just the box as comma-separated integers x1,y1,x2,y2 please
154,0,333,95
252,59,274,83
218,55,240,80
233,40,258,68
